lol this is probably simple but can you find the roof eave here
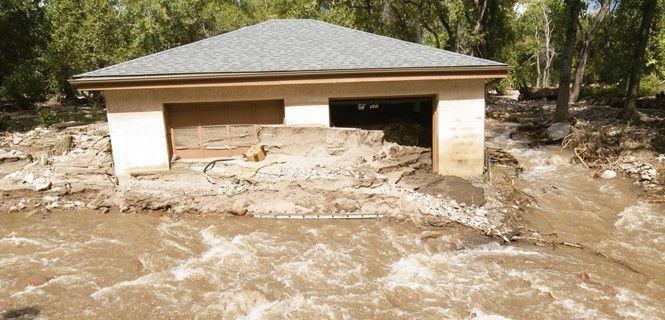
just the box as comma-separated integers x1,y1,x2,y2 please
70,66,511,91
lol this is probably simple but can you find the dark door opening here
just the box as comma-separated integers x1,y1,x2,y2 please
329,96,434,147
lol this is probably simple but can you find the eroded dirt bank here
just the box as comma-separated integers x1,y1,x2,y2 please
0,122,521,235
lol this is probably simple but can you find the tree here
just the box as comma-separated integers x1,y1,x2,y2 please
570,0,612,103
505,0,565,89
0,0,49,103
622,0,659,118
553,0,581,123
535,1,556,88
45,0,129,98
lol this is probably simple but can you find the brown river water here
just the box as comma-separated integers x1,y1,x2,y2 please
1,120,664,319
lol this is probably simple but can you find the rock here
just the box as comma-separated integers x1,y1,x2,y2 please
645,168,657,177
52,135,73,156
92,136,111,151
46,202,60,209
0,149,27,163
385,170,405,185
229,198,249,216
332,198,360,212
545,155,569,166
578,271,591,283
32,177,51,191
3,171,23,181
623,156,637,163
25,275,51,287
600,170,617,179
42,195,59,203
546,122,572,140
22,173,35,184
657,154,665,162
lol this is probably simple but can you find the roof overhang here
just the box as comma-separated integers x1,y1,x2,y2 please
69,66,511,91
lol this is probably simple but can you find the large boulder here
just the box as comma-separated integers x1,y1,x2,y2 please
546,122,572,141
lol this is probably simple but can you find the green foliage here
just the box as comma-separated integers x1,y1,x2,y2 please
586,0,665,90
0,0,49,103
38,109,58,127
640,74,665,96
0,0,663,103
1,60,48,104
44,0,129,97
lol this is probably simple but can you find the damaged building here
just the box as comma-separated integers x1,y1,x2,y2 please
70,19,509,177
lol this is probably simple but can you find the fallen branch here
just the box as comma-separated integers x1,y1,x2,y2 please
574,147,589,169
51,121,86,130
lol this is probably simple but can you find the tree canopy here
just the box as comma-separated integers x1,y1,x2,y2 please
0,0,663,105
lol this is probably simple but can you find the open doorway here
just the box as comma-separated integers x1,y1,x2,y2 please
329,96,434,147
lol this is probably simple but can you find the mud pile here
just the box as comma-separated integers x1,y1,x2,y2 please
0,123,516,234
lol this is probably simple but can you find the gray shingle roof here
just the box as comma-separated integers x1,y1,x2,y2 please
74,19,506,79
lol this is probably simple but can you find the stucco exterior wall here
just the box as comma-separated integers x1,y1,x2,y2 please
284,96,330,126
103,79,486,177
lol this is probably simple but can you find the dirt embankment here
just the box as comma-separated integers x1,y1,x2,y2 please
0,121,523,236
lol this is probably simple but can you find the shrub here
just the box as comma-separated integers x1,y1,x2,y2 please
38,109,58,127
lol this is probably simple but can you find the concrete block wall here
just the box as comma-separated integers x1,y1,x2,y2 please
103,79,486,177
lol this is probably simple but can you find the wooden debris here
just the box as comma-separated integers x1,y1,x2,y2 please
243,145,266,162
487,147,519,166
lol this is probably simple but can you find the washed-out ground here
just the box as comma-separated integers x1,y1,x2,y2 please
0,118,519,235
0,98,664,319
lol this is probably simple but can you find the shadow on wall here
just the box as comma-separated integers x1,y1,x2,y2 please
3,306,41,320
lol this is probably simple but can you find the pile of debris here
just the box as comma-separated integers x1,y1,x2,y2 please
620,156,658,182
0,149,27,163
0,122,115,196
0,123,519,235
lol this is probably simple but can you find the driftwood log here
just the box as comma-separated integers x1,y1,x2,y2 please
518,87,559,101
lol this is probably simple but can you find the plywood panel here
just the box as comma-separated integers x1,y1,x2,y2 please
166,100,283,159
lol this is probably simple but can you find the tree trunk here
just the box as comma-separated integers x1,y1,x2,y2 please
539,3,555,88
554,0,581,123
570,0,611,103
622,0,658,119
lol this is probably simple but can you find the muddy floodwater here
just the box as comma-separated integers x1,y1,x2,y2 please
1,210,662,319
2,120,664,319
